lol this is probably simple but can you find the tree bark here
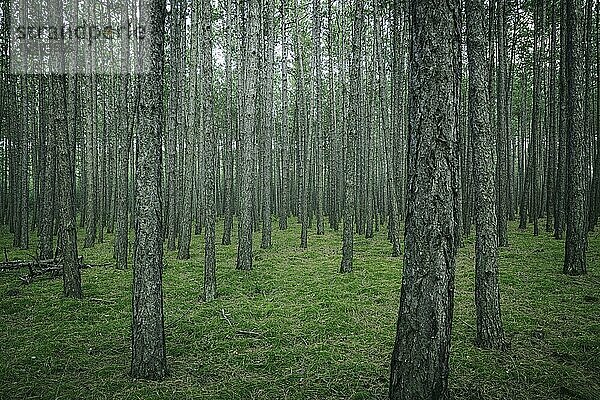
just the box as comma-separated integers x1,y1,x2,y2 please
261,0,275,249
388,0,459,397
340,0,363,274
236,0,259,271
55,74,82,299
563,0,588,276
203,0,217,300
222,0,234,244
467,0,506,351
131,0,167,380
496,0,508,246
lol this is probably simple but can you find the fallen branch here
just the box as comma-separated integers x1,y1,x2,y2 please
0,259,58,271
235,330,263,338
2,256,111,272
0,256,113,284
19,265,63,284
221,309,233,327
89,297,116,304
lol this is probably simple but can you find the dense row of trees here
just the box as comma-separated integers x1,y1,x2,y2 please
0,0,598,396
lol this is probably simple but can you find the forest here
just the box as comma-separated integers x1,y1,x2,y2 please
0,0,599,398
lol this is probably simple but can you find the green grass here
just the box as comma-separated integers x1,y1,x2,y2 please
0,220,598,399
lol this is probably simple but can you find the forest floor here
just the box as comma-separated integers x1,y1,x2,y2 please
0,221,599,399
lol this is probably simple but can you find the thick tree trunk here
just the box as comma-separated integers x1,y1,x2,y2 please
563,0,587,276
388,0,459,397
131,0,167,380
590,1,600,230
467,0,506,351
54,75,82,300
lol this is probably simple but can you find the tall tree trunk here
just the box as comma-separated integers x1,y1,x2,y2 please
555,0,568,239
38,114,55,260
203,0,217,300
340,0,363,273
295,0,309,249
55,72,82,299
51,0,81,297
326,0,338,231
589,1,600,230
563,0,588,276
546,0,558,233
531,0,545,236
131,0,167,380
178,0,197,260
376,0,401,256
236,0,259,271
261,0,274,248
312,0,324,236
222,0,235,244
84,72,98,248
467,0,506,351
496,0,508,246
114,0,132,269
279,0,290,231
388,0,459,397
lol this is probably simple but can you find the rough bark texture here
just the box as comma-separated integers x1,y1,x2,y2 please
114,0,131,268
222,0,234,245
375,0,401,257
388,0,459,397
295,0,309,250
203,0,217,300
467,0,506,351
38,126,55,260
555,0,567,239
547,0,558,233
340,0,363,274
261,0,274,249
591,1,600,230
54,74,82,300
496,0,508,247
563,0,587,276
131,0,167,380
279,0,289,231
84,78,98,248
531,0,545,236
236,0,258,271
312,0,324,236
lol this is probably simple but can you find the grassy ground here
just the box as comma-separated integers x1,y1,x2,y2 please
0,220,598,399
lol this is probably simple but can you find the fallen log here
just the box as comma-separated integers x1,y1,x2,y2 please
19,266,63,284
1,256,111,271
0,259,59,271
0,256,112,283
